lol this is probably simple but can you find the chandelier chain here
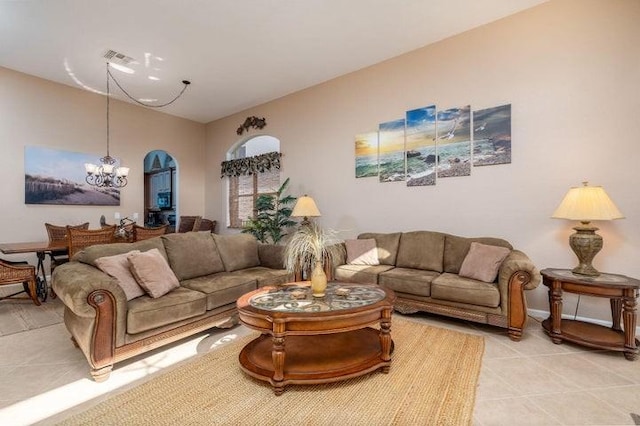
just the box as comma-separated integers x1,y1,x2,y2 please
107,67,190,108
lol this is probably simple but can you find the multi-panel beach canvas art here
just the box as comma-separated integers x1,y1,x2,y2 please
355,131,379,178
24,145,121,205
354,102,511,187
378,119,406,183
473,104,512,166
436,105,471,179
405,106,437,186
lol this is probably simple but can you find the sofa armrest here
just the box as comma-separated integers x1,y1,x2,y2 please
257,244,286,270
496,249,540,341
499,250,540,291
52,261,128,318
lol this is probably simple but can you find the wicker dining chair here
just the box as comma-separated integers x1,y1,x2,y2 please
0,258,40,306
133,224,169,241
198,219,217,233
45,222,90,272
67,225,117,259
177,216,202,233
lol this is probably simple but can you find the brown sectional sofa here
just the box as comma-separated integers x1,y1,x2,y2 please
52,232,292,381
334,231,540,340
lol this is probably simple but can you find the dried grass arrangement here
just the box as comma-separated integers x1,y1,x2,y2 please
283,222,344,276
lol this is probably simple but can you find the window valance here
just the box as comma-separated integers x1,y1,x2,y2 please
220,151,282,178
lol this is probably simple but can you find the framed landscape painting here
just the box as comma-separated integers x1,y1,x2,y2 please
436,105,471,178
24,146,121,205
355,131,379,178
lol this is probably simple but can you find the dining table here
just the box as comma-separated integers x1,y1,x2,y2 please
0,240,68,302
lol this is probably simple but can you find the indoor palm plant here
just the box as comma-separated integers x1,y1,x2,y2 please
242,178,296,244
283,222,344,297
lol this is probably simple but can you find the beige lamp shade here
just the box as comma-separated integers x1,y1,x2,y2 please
551,182,624,222
291,195,321,218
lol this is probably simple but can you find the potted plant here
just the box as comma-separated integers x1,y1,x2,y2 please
242,178,297,244
283,222,344,297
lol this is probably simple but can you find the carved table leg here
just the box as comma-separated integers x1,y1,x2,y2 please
271,321,286,395
550,280,563,344
622,290,638,361
379,309,393,373
611,298,623,331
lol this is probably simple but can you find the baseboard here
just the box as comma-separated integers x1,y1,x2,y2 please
528,308,640,335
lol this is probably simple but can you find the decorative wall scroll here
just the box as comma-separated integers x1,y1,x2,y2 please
24,145,121,205
220,151,281,178
236,116,267,135
353,103,511,187
378,118,406,183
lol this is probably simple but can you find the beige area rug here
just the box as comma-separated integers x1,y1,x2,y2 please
60,317,484,426
0,286,64,336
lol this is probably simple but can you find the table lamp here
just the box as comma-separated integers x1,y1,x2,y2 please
291,195,321,226
551,181,624,276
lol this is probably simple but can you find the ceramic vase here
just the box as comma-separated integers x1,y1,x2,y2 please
310,260,327,297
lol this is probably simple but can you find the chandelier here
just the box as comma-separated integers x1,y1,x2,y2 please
85,60,191,189
84,63,130,188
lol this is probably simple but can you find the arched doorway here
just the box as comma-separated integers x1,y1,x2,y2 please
143,150,178,231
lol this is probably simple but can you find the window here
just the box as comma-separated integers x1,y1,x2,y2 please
226,136,280,228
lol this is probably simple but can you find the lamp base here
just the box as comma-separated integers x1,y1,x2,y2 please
569,224,602,277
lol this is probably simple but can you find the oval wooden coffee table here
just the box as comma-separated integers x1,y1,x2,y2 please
237,282,396,395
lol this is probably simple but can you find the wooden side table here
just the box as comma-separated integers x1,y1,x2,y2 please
540,268,639,360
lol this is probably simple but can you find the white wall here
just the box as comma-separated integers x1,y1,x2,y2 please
205,0,640,322
0,67,207,264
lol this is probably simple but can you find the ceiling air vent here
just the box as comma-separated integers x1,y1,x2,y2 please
102,49,136,66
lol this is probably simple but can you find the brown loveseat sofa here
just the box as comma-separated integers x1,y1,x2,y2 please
52,232,292,381
334,231,540,341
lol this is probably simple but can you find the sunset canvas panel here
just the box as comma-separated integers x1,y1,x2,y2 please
378,118,406,183
355,131,379,178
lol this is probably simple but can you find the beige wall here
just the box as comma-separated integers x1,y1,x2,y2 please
206,0,640,321
0,67,206,263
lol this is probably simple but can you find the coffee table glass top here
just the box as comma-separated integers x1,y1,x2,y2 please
249,283,386,313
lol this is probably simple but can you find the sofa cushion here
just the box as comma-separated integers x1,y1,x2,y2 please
257,244,286,269
395,231,445,272
213,234,261,272
357,233,401,265
181,272,257,311
126,287,207,334
431,273,500,308
162,233,225,280
459,242,511,283
443,234,513,274
334,264,395,285
233,267,293,287
94,250,144,301
128,248,180,298
75,237,168,267
345,239,379,265
379,268,439,297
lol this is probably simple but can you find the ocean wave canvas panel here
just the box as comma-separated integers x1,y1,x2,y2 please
24,145,121,205
355,131,379,178
405,105,437,187
378,118,406,183
473,104,512,166
436,105,471,178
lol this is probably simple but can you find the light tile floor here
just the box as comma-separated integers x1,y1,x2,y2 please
0,301,638,426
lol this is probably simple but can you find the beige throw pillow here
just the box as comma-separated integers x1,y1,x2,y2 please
95,250,144,301
346,239,379,265
128,248,180,298
459,242,511,283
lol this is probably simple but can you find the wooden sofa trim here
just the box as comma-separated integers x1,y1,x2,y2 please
85,288,238,382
